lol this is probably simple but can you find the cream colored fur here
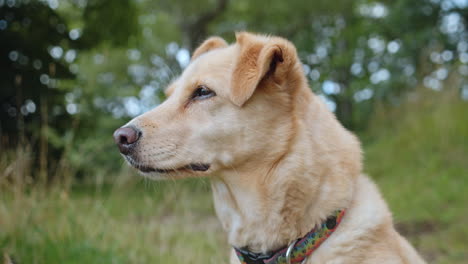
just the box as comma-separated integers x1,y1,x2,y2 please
122,32,426,264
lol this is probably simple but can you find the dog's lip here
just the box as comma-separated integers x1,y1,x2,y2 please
139,163,211,173
125,158,210,174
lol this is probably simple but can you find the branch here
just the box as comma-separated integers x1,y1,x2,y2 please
183,0,230,50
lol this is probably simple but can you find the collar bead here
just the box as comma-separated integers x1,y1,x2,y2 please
235,210,346,264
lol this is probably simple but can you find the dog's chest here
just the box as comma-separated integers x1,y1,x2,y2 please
211,180,288,252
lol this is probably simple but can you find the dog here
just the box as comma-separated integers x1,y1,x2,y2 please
113,32,426,264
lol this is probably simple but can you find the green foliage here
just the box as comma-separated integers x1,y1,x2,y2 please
2,0,467,179
0,1,73,138
81,0,139,48
364,89,468,263
0,0,140,179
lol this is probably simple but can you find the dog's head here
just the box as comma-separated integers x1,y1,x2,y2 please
114,32,306,179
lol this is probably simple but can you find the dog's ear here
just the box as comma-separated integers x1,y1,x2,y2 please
230,32,296,107
192,37,228,60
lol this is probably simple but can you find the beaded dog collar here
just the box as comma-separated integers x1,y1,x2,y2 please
234,210,346,264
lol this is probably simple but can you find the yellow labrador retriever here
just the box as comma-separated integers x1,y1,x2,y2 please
114,32,426,264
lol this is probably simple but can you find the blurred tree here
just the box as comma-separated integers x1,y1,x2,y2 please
106,0,465,130
0,1,74,181
80,0,139,48
1,0,467,181
64,0,467,179
0,0,139,182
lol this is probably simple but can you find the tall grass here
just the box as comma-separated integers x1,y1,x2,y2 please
0,176,228,264
0,143,227,263
364,87,468,263
1,87,467,263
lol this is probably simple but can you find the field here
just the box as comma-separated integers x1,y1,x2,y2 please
1,90,467,264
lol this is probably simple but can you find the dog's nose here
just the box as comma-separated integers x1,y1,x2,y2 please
113,126,141,155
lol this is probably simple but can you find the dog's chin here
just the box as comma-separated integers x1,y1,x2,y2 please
124,156,211,180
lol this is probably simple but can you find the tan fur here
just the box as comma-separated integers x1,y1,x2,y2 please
121,32,426,263
191,36,228,60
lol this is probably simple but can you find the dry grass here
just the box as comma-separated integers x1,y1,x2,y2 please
0,177,228,264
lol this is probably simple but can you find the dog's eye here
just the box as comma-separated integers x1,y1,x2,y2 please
192,85,216,100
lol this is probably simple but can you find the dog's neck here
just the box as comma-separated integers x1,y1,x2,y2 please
211,93,362,253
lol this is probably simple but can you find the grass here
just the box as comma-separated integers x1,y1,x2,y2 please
0,179,228,264
363,89,468,263
1,89,467,263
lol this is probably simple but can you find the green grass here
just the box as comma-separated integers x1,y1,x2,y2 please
364,90,468,263
0,180,228,264
1,90,467,263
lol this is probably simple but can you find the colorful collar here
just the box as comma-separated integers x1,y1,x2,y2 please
234,210,345,264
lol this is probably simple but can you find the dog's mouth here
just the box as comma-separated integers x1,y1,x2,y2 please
138,163,211,173
125,157,210,174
